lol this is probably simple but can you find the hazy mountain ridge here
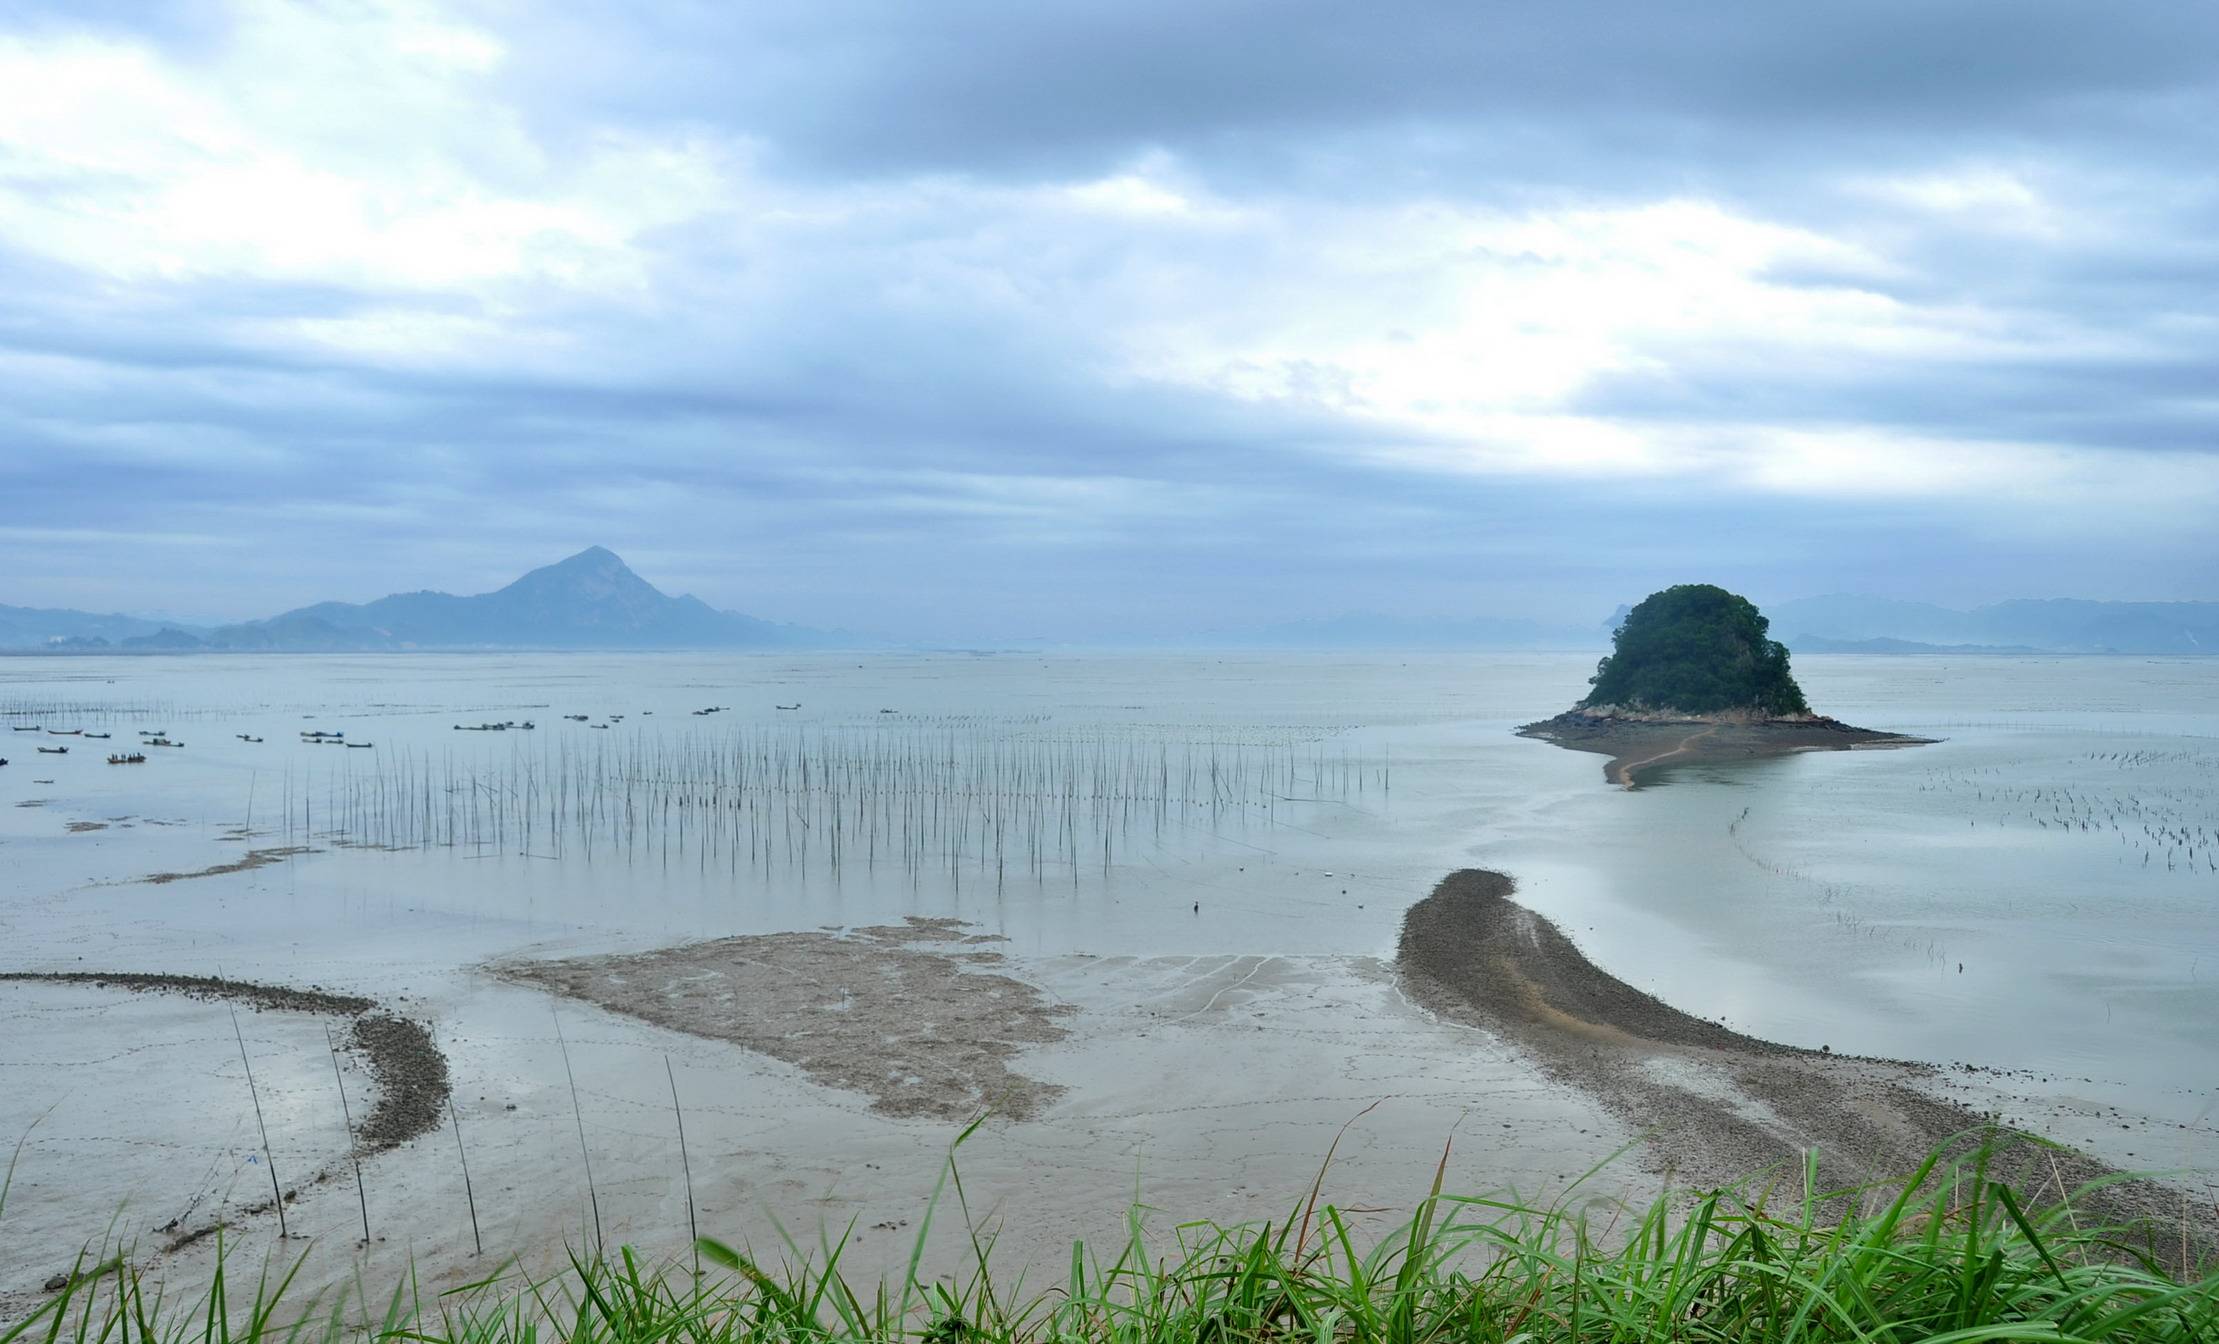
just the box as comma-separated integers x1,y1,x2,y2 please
1,548,835,652
6,574,2218,654
0,604,176,648
1184,611,1610,651
1774,595,2219,654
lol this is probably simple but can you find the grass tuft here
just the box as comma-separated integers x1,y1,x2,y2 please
5,1136,2213,1344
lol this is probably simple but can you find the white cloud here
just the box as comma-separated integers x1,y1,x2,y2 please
0,6,727,295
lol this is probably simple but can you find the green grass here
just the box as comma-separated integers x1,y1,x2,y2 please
6,1133,2213,1344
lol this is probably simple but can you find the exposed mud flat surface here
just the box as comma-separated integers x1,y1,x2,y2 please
140,846,316,884
1396,870,2215,1269
1518,712,1931,786
500,917,1073,1121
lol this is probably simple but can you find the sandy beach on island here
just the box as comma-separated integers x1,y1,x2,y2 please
1516,713,1934,787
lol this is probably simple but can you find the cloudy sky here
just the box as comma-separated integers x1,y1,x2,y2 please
3,1,2215,639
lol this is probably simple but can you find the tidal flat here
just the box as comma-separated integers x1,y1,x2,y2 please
1,652,2214,1311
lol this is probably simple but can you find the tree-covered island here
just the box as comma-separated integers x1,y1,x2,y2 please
1522,583,1929,785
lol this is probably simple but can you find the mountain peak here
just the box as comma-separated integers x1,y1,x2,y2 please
551,545,627,572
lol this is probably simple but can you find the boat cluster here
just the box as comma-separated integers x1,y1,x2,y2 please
107,752,147,765
453,720,535,732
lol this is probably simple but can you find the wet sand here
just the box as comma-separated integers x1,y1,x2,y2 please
1395,869,2214,1267
499,917,1072,1121
1517,712,1931,786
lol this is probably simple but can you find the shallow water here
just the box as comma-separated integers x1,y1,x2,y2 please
0,651,2213,1299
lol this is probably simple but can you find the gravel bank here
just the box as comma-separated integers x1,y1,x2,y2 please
1395,869,2213,1268
0,971,447,1158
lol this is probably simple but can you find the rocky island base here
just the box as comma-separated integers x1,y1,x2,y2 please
1518,708,1932,786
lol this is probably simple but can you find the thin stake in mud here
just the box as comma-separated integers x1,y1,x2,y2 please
552,1011,604,1253
446,1095,482,1256
665,1055,699,1278
229,1007,287,1240
323,1022,371,1245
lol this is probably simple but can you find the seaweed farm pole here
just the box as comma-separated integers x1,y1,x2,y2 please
229,1008,288,1240
446,1095,482,1255
552,1011,604,1253
323,1022,372,1244
665,1055,700,1278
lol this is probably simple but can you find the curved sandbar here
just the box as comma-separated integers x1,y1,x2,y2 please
1395,870,2208,1265
0,972,449,1156
1517,710,1931,787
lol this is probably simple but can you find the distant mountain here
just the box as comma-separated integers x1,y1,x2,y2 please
1773,595,2219,655
1185,610,1608,651
0,604,174,649
2,549,838,653
1789,635,2045,656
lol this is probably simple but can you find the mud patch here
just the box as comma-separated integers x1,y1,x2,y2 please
500,916,1071,1121
142,846,315,884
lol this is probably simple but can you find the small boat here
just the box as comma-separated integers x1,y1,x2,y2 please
591,723,608,729
11,725,39,733
564,714,588,722
107,753,146,765
0,758,8,767
345,741,374,749
517,721,536,730
147,737,183,747
237,734,263,743
776,703,800,711
85,732,112,739
138,729,165,736
878,708,898,714
48,729,81,736
36,745,67,755
300,729,344,739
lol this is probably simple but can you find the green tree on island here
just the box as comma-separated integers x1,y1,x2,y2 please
1582,584,1810,716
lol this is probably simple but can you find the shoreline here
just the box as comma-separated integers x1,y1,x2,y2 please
1516,711,1934,786
1394,869,2212,1266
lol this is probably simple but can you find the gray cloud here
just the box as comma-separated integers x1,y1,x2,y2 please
0,1,2214,636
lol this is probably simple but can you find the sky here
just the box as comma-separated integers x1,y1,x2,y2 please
2,1,2216,641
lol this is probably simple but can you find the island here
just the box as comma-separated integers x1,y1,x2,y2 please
1519,583,1931,786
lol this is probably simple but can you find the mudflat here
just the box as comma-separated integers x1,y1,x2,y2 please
499,917,1073,1121
1517,711,1931,786
1394,870,2212,1269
